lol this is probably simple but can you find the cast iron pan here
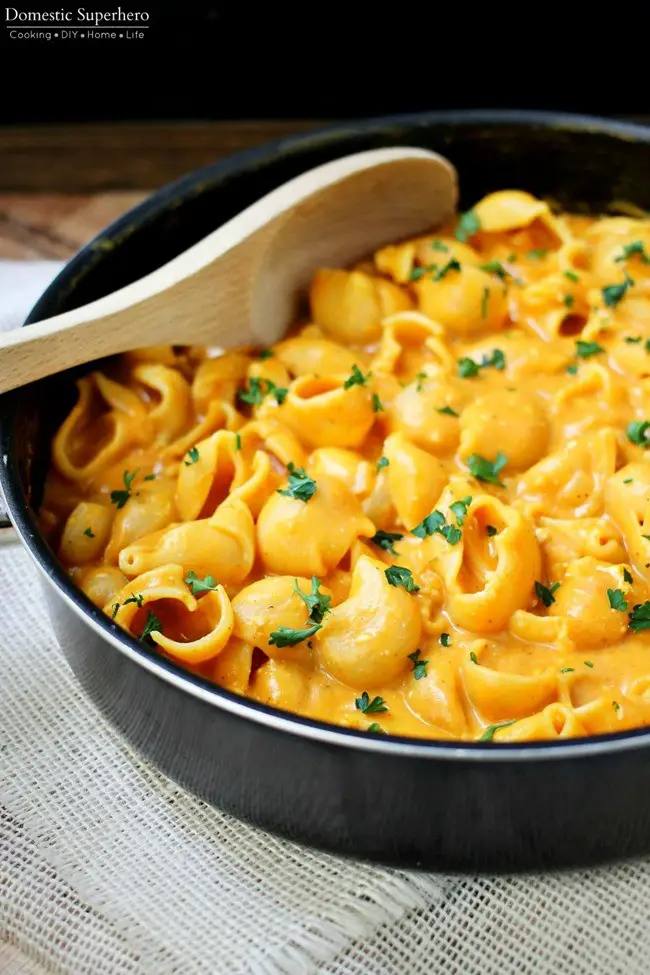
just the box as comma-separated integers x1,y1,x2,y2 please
3,111,650,872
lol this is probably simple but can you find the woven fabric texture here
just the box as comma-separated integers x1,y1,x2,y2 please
2,262,650,975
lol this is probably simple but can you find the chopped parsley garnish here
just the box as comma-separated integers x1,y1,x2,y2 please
411,507,463,545
432,258,461,281
527,248,548,261
480,260,521,285
184,446,200,467
408,649,428,680
83,527,95,538
384,565,420,592
111,603,119,620
140,611,162,643
123,593,144,608
535,580,560,607
480,719,517,741
575,340,604,359
455,209,481,243
585,661,594,668
376,456,389,472
458,357,480,378
466,452,508,487
278,463,317,502
143,473,157,481
623,478,634,483
367,722,386,734
624,568,634,584
613,701,621,712
436,405,459,417
258,348,274,359
561,667,575,674
184,571,218,596
370,530,403,556
268,623,322,647
564,270,580,282
615,240,650,265
409,266,427,282
481,348,506,371
564,294,574,310
110,469,139,509
372,393,384,413
627,421,650,446
602,271,634,308
486,525,498,537
293,577,331,623
481,287,489,320
440,633,451,647
625,336,642,344
234,432,242,451
607,588,628,612
431,239,449,252
566,363,578,375
343,364,371,389
449,496,473,526
628,601,650,633
239,377,287,406
415,371,427,392
355,691,388,714
469,651,478,664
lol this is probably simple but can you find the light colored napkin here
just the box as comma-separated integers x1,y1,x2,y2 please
2,261,650,975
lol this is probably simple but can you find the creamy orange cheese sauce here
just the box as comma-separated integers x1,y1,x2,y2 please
41,189,650,742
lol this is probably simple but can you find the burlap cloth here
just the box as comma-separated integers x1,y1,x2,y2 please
2,261,650,975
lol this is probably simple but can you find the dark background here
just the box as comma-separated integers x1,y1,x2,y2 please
1,2,649,124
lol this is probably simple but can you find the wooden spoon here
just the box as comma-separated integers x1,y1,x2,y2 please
0,147,457,394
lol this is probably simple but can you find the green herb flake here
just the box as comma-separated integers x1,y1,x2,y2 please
184,571,218,596
613,700,621,712
268,623,322,647
576,340,604,359
111,603,120,620
455,209,481,243
481,348,506,371
624,568,634,584
625,336,642,344
466,452,508,487
469,651,478,664
110,469,139,509
436,405,459,417
627,421,650,446
184,446,200,467
376,456,389,472
409,266,426,282
527,248,548,261
83,527,95,538
431,240,449,253
370,530,404,556
564,270,580,282
415,371,427,392
384,565,420,593
628,601,650,633
480,719,517,741
355,691,389,715
234,432,242,451
564,294,575,310
408,649,428,680
449,496,473,526
258,348,274,360
623,478,634,484
238,377,267,406
458,356,481,379
535,580,561,607
615,240,650,265
140,610,163,643
278,463,317,502
561,667,575,674
144,473,157,482
366,722,386,734
372,393,384,413
411,510,446,539
566,363,579,375
607,588,628,612
602,271,634,308
293,577,331,623
433,258,462,281
440,633,451,647
123,593,144,608
585,660,594,668
343,364,371,389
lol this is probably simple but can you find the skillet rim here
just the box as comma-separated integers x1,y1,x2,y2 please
3,107,650,763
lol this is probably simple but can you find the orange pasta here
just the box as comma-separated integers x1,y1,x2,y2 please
41,190,650,742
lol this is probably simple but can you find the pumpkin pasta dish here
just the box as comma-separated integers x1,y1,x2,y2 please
41,189,650,742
